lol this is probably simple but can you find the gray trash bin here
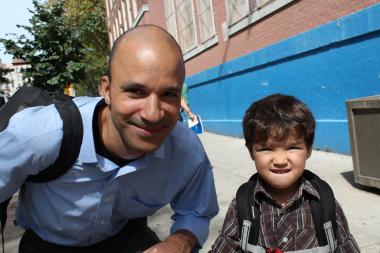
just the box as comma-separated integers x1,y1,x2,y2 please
346,95,380,189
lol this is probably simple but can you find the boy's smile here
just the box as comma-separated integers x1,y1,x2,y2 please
251,134,312,204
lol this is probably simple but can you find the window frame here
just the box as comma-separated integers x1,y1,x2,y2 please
164,0,218,61
223,0,295,39
196,0,217,43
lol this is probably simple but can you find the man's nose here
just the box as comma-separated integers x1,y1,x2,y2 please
141,95,163,122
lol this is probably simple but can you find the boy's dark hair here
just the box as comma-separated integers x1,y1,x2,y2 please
242,93,316,153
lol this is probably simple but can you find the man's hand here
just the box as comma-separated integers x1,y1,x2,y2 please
188,111,196,122
143,230,197,253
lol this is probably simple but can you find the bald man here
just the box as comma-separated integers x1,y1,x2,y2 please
0,25,218,253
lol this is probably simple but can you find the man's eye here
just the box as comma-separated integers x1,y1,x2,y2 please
289,146,301,150
164,91,179,98
126,88,144,95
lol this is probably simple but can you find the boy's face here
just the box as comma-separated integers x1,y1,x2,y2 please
250,133,311,199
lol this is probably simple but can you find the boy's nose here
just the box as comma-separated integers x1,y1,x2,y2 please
273,151,288,166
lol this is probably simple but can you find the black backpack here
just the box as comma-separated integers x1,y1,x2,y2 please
0,85,83,251
236,170,338,253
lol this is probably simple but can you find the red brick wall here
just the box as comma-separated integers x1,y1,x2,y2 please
185,0,379,76
106,0,379,76
138,0,167,28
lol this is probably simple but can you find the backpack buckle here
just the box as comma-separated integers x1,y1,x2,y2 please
266,248,283,253
240,220,252,251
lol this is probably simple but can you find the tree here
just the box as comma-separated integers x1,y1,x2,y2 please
53,0,109,95
0,0,86,92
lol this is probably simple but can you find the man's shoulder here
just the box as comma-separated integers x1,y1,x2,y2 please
169,122,204,149
73,96,103,108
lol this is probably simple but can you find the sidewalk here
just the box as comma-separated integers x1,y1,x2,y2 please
4,132,380,252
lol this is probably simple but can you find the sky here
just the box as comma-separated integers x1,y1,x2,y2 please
0,0,34,64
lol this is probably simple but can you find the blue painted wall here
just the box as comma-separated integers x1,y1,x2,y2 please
186,3,380,154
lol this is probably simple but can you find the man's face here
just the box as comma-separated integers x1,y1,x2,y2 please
250,133,311,200
102,40,184,159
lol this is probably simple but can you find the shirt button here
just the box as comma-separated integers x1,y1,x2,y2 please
100,220,105,225
105,195,114,202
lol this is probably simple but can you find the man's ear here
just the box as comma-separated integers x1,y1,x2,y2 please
101,76,111,105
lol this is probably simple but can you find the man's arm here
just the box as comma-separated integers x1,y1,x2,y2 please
0,105,62,202
144,230,197,253
168,153,219,251
180,97,196,121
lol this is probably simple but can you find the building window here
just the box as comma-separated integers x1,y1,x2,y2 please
224,0,295,38
165,0,178,41
122,0,148,28
196,0,216,43
121,0,128,29
118,8,124,34
253,0,274,10
165,0,217,60
176,0,197,52
225,0,249,26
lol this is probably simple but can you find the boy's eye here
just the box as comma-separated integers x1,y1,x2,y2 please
288,146,304,151
256,147,272,152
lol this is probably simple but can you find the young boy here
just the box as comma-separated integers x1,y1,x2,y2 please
209,94,359,253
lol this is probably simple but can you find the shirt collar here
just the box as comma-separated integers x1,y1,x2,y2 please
254,174,320,207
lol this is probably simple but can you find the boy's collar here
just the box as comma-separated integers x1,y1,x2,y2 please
254,175,320,207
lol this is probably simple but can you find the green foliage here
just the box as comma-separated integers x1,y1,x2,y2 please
0,0,109,94
59,0,109,95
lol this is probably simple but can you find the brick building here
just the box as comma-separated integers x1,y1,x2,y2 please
104,0,380,153
0,58,30,96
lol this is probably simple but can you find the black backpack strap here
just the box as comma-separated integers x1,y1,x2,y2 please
303,170,337,246
26,96,83,182
236,173,261,245
0,86,52,132
0,198,11,233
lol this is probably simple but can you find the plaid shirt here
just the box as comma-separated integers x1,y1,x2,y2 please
209,176,360,253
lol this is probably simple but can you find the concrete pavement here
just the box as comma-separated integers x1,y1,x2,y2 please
3,132,380,252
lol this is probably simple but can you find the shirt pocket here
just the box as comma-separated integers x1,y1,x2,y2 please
117,196,165,219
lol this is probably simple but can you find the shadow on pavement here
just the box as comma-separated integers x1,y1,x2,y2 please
340,171,380,195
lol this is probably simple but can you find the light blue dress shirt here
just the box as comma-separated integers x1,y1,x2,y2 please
0,96,219,247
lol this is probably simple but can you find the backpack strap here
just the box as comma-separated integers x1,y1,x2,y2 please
0,86,52,132
303,170,337,252
26,95,83,182
0,87,83,253
236,173,261,252
0,199,11,233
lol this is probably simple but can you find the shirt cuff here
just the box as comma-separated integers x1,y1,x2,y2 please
170,215,210,247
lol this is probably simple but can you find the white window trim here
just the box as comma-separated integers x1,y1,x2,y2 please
131,4,149,28
224,0,295,39
183,34,218,61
